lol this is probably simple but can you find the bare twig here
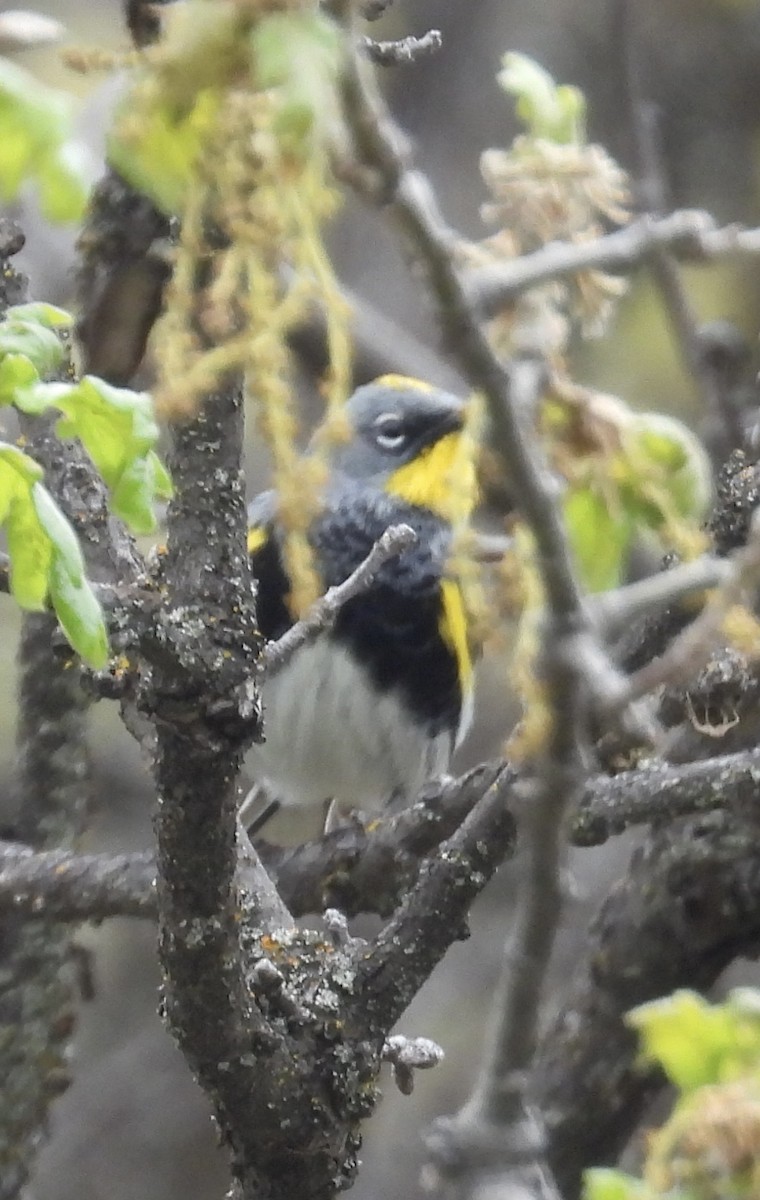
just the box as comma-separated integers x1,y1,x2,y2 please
622,512,760,706
360,29,442,66
572,747,760,846
0,842,156,919
383,1035,444,1095
611,0,748,459
591,554,731,635
463,212,760,320
361,0,396,18
336,23,587,624
260,523,417,678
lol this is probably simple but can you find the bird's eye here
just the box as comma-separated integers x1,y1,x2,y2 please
373,413,407,451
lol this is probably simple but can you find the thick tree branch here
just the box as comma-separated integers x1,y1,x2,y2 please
0,219,143,1200
0,762,512,922
0,843,157,920
532,809,760,1198
572,747,760,846
8,743,760,926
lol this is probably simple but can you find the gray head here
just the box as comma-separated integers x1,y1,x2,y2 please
324,376,467,484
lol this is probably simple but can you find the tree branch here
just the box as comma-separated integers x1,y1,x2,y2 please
0,219,143,1200
260,523,416,677
532,809,760,1197
0,843,157,920
346,764,518,1032
0,761,512,922
8,735,760,929
359,29,442,66
621,511,760,706
572,747,760,846
463,212,760,320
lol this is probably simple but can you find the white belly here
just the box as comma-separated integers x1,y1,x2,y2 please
248,638,455,813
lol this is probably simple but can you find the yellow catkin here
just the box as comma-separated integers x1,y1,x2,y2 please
503,528,555,761
145,56,351,612
645,1079,760,1196
722,605,760,659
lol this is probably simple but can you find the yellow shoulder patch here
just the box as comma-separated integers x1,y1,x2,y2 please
439,578,474,690
247,526,268,555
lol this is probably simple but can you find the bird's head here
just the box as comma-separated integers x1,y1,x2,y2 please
326,375,479,524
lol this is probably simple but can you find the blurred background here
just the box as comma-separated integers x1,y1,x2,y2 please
2,0,760,1196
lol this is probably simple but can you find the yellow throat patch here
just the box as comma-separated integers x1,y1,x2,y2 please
384,430,478,525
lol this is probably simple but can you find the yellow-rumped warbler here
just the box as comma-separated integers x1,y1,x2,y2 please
245,375,479,832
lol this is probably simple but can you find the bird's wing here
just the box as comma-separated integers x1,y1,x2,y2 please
246,490,294,640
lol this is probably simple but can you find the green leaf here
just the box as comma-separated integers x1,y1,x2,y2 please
0,353,40,404
497,52,586,144
111,453,173,535
0,315,66,377
628,989,760,1092
5,488,51,609
583,1168,654,1200
32,481,85,584
251,12,342,153
564,485,633,592
0,441,109,666
108,82,220,215
13,375,172,534
37,142,89,223
0,57,88,223
624,414,712,525
47,550,109,669
0,444,48,608
6,303,72,329
0,440,44,490
148,450,174,500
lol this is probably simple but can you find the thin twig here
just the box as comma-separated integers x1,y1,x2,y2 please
361,0,396,18
463,212,760,320
612,0,748,458
591,554,731,635
622,512,760,705
334,5,587,625
359,29,442,66
259,523,417,678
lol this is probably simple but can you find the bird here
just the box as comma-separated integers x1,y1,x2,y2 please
243,374,480,834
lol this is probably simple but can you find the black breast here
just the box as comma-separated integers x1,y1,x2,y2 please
250,485,463,736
